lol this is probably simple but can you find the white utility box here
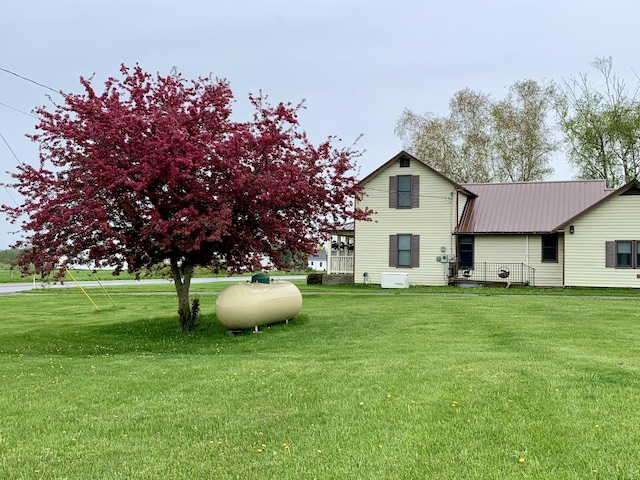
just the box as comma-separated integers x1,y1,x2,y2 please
381,272,410,288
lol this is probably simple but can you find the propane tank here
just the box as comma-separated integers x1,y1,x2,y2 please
215,280,302,330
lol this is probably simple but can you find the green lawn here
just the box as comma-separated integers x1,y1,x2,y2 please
1,284,640,479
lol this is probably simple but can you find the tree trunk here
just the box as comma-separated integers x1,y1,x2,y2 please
170,258,195,332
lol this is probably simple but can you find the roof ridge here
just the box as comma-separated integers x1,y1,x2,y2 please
462,179,606,187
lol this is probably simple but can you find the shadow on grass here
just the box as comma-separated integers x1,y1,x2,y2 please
3,311,311,357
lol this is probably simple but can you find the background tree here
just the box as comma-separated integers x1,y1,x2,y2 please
395,81,557,183
1,65,370,331
492,80,556,182
0,248,20,264
395,89,497,182
555,56,640,188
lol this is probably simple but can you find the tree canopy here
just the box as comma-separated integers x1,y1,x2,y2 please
0,248,20,264
492,80,557,182
555,56,640,188
395,80,557,183
2,64,370,330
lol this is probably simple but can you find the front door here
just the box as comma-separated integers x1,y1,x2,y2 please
458,235,474,270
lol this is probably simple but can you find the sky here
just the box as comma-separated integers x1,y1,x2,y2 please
1,0,640,249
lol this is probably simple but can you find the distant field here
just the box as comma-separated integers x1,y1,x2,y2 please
0,264,149,283
0,264,310,284
1,284,639,479
0,263,26,282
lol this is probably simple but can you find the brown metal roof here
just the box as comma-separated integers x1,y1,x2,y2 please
555,179,640,230
457,180,610,234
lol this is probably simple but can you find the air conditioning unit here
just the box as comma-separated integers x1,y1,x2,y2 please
381,272,410,289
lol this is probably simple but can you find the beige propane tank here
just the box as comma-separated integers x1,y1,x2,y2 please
215,280,302,329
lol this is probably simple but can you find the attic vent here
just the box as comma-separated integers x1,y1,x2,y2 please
399,156,410,168
621,185,640,195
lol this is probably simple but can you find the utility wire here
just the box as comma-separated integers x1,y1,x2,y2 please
0,131,24,208
0,67,61,94
1,184,20,209
0,67,55,217
0,101,38,119
0,131,25,166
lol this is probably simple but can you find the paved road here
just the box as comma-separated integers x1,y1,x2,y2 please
0,276,306,295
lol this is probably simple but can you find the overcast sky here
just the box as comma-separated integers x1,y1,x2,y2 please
2,0,640,249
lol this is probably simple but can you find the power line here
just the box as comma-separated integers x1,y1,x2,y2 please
0,130,25,207
0,67,53,219
0,131,25,166
1,184,20,209
0,101,38,119
0,67,61,94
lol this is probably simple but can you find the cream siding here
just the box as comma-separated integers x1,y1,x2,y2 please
355,161,457,285
474,235,527,263
473,234,563,286
564,195,640,288
527,234,564,287
457,192,469,223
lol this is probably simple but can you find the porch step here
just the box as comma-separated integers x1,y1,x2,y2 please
305,273,354,286
323,273,354,285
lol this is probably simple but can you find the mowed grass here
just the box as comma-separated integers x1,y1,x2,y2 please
1,285,640,479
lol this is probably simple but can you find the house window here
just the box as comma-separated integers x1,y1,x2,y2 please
399,156,410,167
397,175,412,208
389,234,420,268
617,241,633,268
605,240,640,268
397,234,412,266
458,235,474,269
541,234,558,262
389,175,420,209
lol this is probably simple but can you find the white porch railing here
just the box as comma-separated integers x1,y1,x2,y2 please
329,255,354,274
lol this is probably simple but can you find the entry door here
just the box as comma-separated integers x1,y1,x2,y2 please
458,235,474,269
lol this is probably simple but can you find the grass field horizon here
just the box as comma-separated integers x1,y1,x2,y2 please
1,283,639,478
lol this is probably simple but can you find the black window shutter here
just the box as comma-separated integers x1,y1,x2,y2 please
389,176,398,209
605,241,615,268
411,235,420,267
389,235,398,267
411,175,420,208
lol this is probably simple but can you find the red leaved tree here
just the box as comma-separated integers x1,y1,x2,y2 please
2,65,369,331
